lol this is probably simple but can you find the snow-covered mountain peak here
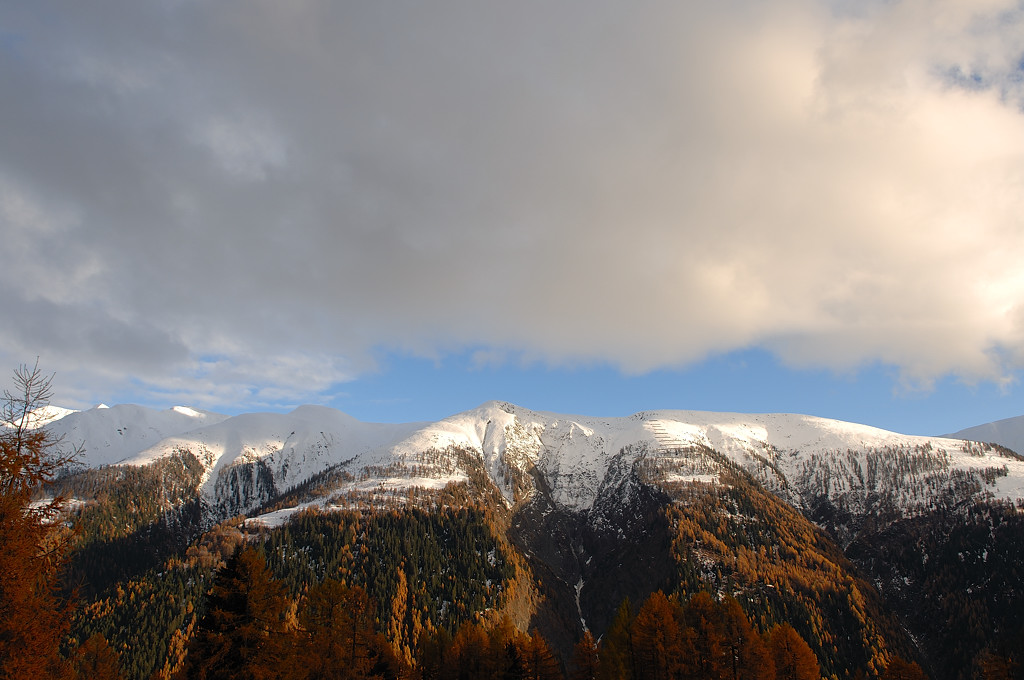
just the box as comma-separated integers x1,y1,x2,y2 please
5,404,78,430
48,401,1024,524
118,407,422,507
46,404,230,468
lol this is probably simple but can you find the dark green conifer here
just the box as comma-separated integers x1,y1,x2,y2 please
177,547,293,680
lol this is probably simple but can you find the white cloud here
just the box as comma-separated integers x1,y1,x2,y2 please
0,0,1023,407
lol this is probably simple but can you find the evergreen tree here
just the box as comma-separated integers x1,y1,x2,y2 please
598,598,636,680
177,547,294,680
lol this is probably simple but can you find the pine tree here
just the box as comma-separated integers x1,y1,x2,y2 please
598,598,636,680
0,362,78,680
177,547,294,680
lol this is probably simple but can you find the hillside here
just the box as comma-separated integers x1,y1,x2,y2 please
43,401,1024,521
947,414,1024,460
38,402,1024,680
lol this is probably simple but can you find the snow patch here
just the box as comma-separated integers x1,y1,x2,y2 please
54,400,1024,521
663,473,720,484
171,406,204,418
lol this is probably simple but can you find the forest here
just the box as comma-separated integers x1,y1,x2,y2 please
2,365,1023,680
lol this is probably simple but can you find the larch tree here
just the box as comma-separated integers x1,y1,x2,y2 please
683,592,728,680
569,630,600,680
520,629,563,680
767,624,819,680
0,362,79,680
444,621,492,680
416,626,452,680
881,657,928,680
298,579,384,679
71,632,123,680
386,566,413,667
632,591,685,680
718,596,773,680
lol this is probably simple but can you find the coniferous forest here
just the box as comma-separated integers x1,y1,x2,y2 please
4,366,1024,680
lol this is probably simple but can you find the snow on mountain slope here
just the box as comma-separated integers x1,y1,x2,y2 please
60,400,1024,521
3,404,78,429
946,415,1024,459
341,402,1024,514
122,405,426,506
46,404,230,467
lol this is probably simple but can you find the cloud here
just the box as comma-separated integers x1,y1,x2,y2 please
1,0,1023,407
190,115,288,182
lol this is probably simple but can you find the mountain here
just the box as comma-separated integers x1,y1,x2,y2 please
44,402,1024,680
46,403,229,468
5,403,77,429
47,401,1024,521
946,414,1024,460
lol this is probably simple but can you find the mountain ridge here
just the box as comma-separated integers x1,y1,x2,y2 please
946,413,1024,460
42,400,1024,680
38,400,1024,526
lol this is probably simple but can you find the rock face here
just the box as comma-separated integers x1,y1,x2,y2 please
49,400,1018,522
46,400,1024,679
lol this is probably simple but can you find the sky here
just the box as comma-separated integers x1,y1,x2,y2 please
2,1,1024,436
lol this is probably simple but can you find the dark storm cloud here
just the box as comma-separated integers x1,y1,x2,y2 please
1,297,188,373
